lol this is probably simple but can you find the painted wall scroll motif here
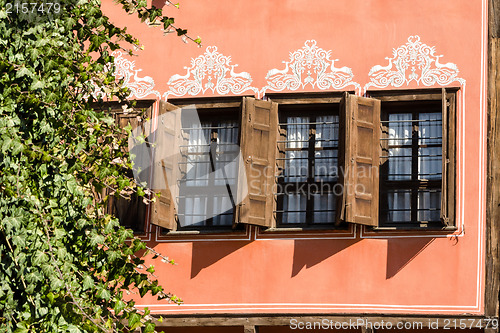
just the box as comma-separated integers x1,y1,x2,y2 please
364,36,465,91
262,40,361,95
164,46,258,99
111,51,160,99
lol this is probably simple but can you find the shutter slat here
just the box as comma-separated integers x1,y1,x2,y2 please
336,93,381,227
236,97,278,228
150,100,180,230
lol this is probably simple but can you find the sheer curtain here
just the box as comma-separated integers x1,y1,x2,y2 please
312,115,338,223
418,113,442,222
181,124,210,226
181,121,238,227
282,116,337,224
212,121,238,226
283,116,308,223
387,113,412,222
386,112,442,223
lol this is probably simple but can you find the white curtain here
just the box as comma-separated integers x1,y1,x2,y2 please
386,113,442,222
282,116,337,224
418,113,442,221
185,124,210,187
285,116,308,182
214,121,239,186
312,193,335,223
180,121,238,226
315,115,338,182
283,193,306,223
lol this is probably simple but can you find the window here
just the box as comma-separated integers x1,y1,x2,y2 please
380,101,442,227
353,89,457,230
148,89,456,233
96,100,155,233
177,114,240,229
150,97,278,232
275,104,339,226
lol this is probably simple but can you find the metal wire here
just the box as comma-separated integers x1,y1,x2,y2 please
380,119,442,123
279,121,338,126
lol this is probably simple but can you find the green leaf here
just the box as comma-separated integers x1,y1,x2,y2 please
31,79,45,90
98,287,111,301
128,312,141,329
15,67,32,78
82,275,94,290
33,251,49,266
144,322,155,333
113,300,126,314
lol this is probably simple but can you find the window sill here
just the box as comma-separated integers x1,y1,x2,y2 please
370,225,458,232
263,225,349,233
161,227,247,236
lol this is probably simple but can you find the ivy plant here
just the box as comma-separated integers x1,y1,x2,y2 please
0,0,197,331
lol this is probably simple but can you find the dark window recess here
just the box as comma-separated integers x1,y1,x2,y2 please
276,107,339,226
98,101,153,233
176,116,240,229
379,101,443,227
107,188,147,233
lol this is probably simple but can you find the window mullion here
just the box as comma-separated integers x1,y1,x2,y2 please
306,118,316,225
206,125,218,227
411,110,419,222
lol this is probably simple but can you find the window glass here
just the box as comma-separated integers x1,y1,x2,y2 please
277,111,339,226
178,119,239,228
380,107,442,226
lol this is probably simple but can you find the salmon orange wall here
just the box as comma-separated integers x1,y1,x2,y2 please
101,0,487,315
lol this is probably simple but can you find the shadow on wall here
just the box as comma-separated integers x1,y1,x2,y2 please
189,234,436,280
152,0,167,8
291,238,360,277
386,237,435,279
190,241,250,278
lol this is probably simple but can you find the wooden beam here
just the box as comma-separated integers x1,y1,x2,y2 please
486,0,500,320
152,314,498,328
243,325,258,333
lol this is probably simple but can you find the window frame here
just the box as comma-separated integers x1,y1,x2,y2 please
367,88,458,231
94,99,156,234
158,97,246,234
267,92,350,231
176,110,241,231
148,89,458,235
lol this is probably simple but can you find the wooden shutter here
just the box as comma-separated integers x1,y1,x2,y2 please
236,97,278,227
150,100,180,230
108,104,152,230
336,93,381,226
441,88,456,226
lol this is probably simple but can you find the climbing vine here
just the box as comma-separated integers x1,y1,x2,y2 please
0,0,197,331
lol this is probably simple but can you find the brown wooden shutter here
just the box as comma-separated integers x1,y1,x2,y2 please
150,100,180,230
236,97,278,228
441,88,456,226
108,104,152,230
336,93,381,226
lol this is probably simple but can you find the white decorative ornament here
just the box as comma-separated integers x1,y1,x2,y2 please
164,46,258,98
112,50,160,99
364,36,465,91
262,40,360,95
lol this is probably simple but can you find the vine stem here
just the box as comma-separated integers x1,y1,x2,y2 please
40,217,111,332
